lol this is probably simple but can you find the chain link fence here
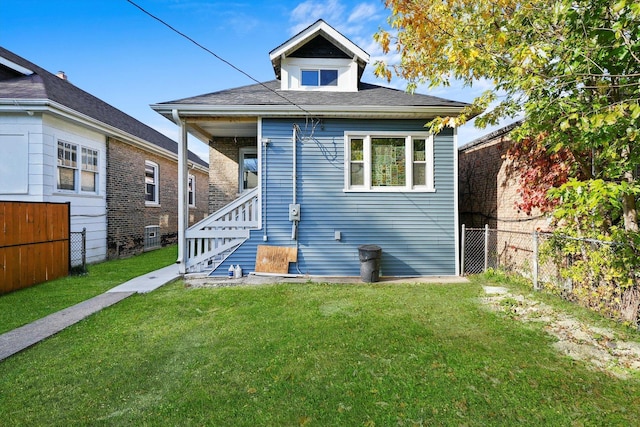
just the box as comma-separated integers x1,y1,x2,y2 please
70,228,87,274
461,225,560,289
462,226,639,327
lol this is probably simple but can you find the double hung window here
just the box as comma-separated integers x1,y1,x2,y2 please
57,141,99,193
345,133,434,192
81,148,99,192
145,161,159,204
188,174,195,207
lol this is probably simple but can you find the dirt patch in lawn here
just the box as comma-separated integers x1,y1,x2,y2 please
482,286,640,379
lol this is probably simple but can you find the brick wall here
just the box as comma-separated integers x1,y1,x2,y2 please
459,124,549,232
106,137,208,259
208,137,256,213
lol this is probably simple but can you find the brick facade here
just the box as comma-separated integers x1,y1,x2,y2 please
208,137,256,213
106,137,208,259
458,123,550,232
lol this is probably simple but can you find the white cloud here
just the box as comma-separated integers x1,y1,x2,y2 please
290,0,346,34
289,1,385,41
348,2,380,24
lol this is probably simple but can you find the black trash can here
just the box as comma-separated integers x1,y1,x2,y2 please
358,244,382,282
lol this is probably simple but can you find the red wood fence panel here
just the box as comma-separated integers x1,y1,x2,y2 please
0,202,70,294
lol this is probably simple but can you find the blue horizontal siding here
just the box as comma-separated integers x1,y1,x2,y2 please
223,118,457,276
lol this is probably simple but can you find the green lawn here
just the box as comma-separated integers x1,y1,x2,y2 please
1,270,639,426
0,246,177,334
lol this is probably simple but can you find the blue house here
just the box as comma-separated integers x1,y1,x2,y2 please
153,20,468,278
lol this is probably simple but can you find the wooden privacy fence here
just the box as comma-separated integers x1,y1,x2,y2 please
0,201,70,294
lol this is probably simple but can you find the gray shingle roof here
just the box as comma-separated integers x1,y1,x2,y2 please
0,46,207,167
160,80,468,109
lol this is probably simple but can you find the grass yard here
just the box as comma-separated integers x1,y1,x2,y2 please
0,246,177,334
1,271,640,425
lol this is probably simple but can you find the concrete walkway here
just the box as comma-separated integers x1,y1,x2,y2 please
1,267,468,362
0,264,181,361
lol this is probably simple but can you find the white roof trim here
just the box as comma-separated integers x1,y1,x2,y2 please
0,56,34,76
152,103,464,119
0,98,207,171
269,20,370,63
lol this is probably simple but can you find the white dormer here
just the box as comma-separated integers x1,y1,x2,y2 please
269,20,370,93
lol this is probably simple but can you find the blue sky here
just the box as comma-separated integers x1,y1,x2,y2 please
1,0,512,161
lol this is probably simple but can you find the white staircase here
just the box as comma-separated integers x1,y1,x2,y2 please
185,188,259,274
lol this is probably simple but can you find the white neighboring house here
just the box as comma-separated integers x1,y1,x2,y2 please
0,110,107,264
0,46,208,264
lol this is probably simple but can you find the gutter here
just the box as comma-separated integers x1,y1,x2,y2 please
150,103,467,119
0,98,207,171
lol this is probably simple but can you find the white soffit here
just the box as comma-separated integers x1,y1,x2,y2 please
0,56,34,75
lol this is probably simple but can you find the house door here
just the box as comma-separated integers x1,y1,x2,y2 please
239,147,258,192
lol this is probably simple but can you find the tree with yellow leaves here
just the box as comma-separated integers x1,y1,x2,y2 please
376,0,640,324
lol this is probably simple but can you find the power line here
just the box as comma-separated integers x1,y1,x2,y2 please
125,0,312,116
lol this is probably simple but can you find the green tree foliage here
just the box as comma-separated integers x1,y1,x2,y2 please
376,0,640,323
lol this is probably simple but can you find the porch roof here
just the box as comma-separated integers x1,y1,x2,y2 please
155,80,467,109
152,80,469,140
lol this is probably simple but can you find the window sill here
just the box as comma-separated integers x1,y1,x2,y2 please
145,202,161,207
343,188,436,193
54,191,103,199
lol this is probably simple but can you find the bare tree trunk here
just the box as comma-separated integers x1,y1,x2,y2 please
620,143,638,232
622,187,638,232
620,284,640,327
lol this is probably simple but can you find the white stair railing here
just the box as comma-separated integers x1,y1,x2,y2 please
185,188,259,273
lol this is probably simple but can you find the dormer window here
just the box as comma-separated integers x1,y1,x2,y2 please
269,20,370,93
301,69,338,87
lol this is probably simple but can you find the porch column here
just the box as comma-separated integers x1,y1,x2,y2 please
173,109,188,274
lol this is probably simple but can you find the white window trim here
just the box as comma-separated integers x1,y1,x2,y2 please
56,140,100,194
145,160,159,205
301,68,338,87
188,174,195,207
239,146,258,193
344,131,435,193
80,147,99,193
284,57,357,92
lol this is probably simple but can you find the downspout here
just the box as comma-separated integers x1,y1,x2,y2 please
259,117,268,242
172,109,188,274
293,124,298,206
453,125,460,276
292,124,299,240
292,124,302,275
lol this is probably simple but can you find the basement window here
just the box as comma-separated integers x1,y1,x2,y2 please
144,225,161,251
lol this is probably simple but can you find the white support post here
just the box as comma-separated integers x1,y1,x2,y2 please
532,231,539,290
173,109,188,274
453,126,460,276
484,224,490,272
460,224,466,276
